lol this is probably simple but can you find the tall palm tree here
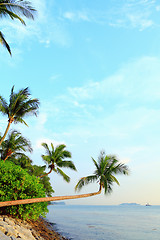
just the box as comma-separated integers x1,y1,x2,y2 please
0,0,36,55
0,86,40,146
40,142,77,181
0,151,130,207
0,130,32,161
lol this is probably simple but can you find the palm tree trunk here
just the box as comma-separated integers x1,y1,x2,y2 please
0,119,12,146
0,186,102,207
39,166,54,178
4,156,9,162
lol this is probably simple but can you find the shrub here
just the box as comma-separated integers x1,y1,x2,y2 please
0,161,48,220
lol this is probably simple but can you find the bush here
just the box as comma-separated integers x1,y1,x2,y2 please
0,161,48,220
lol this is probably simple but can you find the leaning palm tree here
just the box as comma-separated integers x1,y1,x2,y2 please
0,0,36,55
0,86,40,146
40,142,77,181
0,151,130,207
0,130,32,161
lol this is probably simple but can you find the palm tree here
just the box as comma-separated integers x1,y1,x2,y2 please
0,86,40,146
10,154,33,169
0,130,32,161
40,142,77,181
0,0,36,55
0,151,130,207
75,151,129,194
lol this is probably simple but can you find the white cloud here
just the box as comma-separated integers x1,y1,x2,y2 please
50,74,62,83
63,12,75,20
62,0,158,30
127,13,153,30
65,56,160,107
35,138,65,150
63,11,90,22
156,5,160,11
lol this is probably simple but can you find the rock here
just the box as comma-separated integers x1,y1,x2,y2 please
0,215,44,240
0,230,11,240
0,221,9,227
3,218,15,226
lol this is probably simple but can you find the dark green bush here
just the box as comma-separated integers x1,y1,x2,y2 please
0,161,48,220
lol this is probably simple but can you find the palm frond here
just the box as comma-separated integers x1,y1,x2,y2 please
57,160,76,171
0,0,36,20
41,143,51,156
92,157,99,169
51,143,54,152
0,8,25,23
41,155,51,165
56,168,70,183
110,174,120,186
13,116,28,126
75,175,98,192
0,31,11,55
113,163,130,175
0,95,9,114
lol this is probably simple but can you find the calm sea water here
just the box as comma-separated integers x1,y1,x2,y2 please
46,205,160,240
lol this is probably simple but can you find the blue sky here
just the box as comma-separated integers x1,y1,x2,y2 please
0,0,160,205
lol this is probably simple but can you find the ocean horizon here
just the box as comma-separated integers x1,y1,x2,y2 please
46,204,160,240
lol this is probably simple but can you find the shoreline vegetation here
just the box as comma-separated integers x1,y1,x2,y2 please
0,214,69,240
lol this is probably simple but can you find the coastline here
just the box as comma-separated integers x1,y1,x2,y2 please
0,215,69,240
27,217,70,240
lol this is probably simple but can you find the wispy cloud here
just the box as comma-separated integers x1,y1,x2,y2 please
62,0,159,30
39,56,160,150
63,11,90,22
0,0,159,57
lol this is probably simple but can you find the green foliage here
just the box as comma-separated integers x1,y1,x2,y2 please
10,155,33,170
29,165,54,197
0,161,48,220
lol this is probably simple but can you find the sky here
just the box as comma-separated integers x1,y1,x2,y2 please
0,0,160,205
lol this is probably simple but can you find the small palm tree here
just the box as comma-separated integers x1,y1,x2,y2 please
75,151,129,194
40,142,77,181
0,151,130,207
0,130,32,161
0,86,40,146
0,0,36,55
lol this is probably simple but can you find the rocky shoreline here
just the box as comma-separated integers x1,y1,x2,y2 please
0,215,69,240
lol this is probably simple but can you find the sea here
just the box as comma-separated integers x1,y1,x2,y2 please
46,204,160,240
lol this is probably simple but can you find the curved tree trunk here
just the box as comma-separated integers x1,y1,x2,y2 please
4,149,13,162
0,186,102,207
0,119,12,146
39,165,54,178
